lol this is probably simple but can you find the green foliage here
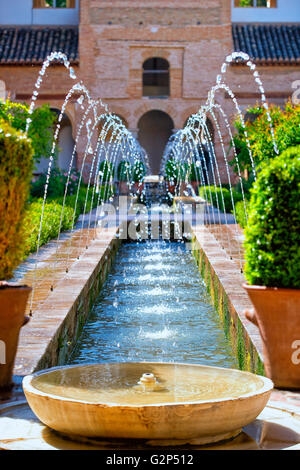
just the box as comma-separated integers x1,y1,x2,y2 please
199,185,243,214
189,162,202,182
238,0,253,6
244,146,300,288
30,168,80,199
24,183,115,256
165,158,180,183
238,0,267,6
117,160,132,182
0,99,56,164
132,161,146,183
23,200,74,256
231,101,300,176
234,199,250,229
0,121,33,279
99,160,115,184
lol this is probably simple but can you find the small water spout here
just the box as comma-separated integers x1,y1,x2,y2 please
138,373,158,391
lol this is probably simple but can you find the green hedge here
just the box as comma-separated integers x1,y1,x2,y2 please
0,121,33,279
24,200,73,256
132,161,146,183
117,160,132,182
244,146,300,288
25,185,114,256
234,199,250,229
199,185,243,214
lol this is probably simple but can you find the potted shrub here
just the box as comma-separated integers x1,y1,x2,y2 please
243,146,300,389
189,161,202,194
117,160,132,195
165,158,179,195
0,121,33,391
132,161,146,195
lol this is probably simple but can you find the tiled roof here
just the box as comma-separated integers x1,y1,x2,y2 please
232,24,300,65
0,27,78,65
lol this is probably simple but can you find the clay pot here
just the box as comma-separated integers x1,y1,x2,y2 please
167,182,176,195
133,182,144,195
118,182,129,195
243,284,300,390
179,182,187,196
0,283,31,390
191,181,199,195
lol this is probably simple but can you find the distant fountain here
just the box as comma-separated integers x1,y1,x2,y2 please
23,52,149,314
160,51,279,271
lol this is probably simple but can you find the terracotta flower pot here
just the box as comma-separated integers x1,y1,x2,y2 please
243,284,300,390
118,181,129,195
191,181,199,195
133,182,144,195
167,182,176,195
0,283,31,390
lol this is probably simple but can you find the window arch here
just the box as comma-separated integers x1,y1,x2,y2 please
143,58,170,98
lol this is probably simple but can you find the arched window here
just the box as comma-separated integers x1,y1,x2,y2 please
143,58,170,98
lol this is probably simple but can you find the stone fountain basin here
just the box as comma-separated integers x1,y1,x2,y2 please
23,362,273,445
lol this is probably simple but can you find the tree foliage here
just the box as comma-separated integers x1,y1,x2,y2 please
231,101,300,176
0,99,56,164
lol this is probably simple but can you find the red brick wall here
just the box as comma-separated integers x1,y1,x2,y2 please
0,0,298,182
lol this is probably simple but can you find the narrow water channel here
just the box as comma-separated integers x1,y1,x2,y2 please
69,241,237,368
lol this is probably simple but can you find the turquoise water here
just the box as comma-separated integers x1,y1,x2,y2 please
69,241,237,368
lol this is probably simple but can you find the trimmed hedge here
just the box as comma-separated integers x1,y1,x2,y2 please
132,161,146,183
199,185,243,214
0,121,33,279
117,160,132,182
25,185,114,256
244,146,300,288
24,200,74,256
234,199,250,229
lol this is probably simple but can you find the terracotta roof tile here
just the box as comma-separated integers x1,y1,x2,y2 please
0,27,78,65
232,24,300,65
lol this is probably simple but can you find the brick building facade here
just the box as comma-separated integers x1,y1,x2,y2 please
0,0,299,179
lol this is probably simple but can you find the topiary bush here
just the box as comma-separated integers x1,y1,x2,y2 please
165,158,180,183
0,121,33,279
99,160,115,184
23,200,74,257
117,160,132,182
244,146,300,288
132,161,146,183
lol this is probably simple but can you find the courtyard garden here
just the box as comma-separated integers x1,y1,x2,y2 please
0,49,299,453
